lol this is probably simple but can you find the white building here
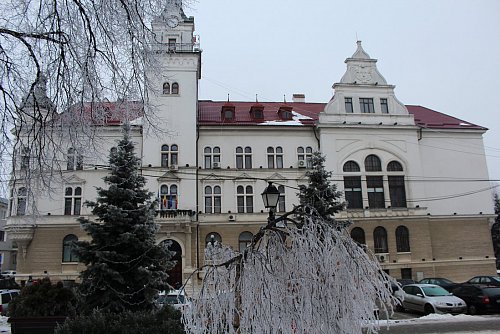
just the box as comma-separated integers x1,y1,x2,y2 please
6,2,496,287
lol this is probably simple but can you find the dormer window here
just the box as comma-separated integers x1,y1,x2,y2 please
250,104,264,120
278,106,293,120
221,104,236,122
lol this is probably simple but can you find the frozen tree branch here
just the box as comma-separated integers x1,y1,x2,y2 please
183,207,398,334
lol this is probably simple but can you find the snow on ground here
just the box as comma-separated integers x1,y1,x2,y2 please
0,316,10,333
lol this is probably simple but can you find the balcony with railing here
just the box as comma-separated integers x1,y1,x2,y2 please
152,42,201,53
156,209,196,221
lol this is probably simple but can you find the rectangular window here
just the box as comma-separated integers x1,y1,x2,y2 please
344,176,363,209
389,176,407,208
237,196,245,213
204,155,212,169
401,268,412,280
380,98,389,114
214,196,221,214
246,196,253,213
236,155,243,169
74,198,82,215
267,155,274,169
205,196,212,213
359,98,374,113
64,198,72,215
0,231,4,242
367,176,385,208
244,155,252,169
161,153,168,168
345,97,353,113
168,38,176,51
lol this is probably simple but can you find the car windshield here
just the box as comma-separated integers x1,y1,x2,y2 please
159,295,185,304
491,277,500,283
422,286,450,296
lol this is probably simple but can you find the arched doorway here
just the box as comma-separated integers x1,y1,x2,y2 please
162,239,183,289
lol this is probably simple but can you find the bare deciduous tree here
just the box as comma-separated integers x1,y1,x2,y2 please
0,0,189,195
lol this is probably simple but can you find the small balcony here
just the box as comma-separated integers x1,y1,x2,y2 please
152,42,201,53
156,209,196,221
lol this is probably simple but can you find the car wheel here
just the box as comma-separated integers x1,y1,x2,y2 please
468,305,478,315
424,304,435,315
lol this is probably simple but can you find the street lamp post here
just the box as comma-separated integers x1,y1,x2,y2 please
261,181,281,225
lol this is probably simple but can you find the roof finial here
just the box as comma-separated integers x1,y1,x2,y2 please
283,94,286,104
227,94,230,102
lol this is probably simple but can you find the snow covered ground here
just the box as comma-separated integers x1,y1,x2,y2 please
0,316,9,333
0,313,498,333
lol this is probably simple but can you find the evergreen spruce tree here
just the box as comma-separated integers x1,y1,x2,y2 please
298,152,345,224
75,125,173,313
491,193,500,268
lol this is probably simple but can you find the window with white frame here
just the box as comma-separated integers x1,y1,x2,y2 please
396,225,410,252
160,184,178,210
359,98,375,113
380,98,389,114
62,234,79,262
161,144,179,167
365,155,384,208
343,161,363,209
387,161,407,208
236,147,252,169
204,147,221,169
373,226,388,253
239,231,253,252
67,148,83,170
204,185,222,213
20,146,30,170
345,97,353,113
278,185,286,212
297,146,313,168
237,185,253,213
267,147,284,169
64,187,82,215
171,82,179,94
162,82,170,94
16,187,27,216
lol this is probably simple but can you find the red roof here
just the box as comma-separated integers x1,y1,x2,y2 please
198,101,486,130
59,100,485,130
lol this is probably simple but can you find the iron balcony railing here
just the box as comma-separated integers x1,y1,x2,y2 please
152,42,201,53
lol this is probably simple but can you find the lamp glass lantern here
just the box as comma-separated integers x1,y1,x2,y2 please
261,182,280,209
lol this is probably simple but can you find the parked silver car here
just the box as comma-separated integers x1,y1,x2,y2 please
401,284,466,315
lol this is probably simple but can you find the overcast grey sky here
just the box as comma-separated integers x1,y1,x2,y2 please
190,0,500,183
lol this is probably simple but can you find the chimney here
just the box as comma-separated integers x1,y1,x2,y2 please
292,94,305,103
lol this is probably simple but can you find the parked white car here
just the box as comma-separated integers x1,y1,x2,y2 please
0,271,16,278
156,289,191,311
401,284,466,315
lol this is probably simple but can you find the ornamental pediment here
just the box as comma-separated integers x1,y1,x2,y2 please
157,171,180,181
201,173,224,182
266,173,287,181
63,174,87,185
234,173,255,183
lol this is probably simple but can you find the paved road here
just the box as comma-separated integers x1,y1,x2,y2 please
375,316,500,334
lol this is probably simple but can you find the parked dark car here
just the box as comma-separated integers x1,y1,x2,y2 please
465,276,500,286
452,284,500,315
419,278,459,292
397,279,416,286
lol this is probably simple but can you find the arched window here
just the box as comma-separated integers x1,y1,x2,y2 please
236,147,252,169
373,226,388,253
160,184,178,210
297,146,313,168
62,234,79,262
239,232,253,252
237,185,253,213
163,82,170,94
343,161,360,172
365,155,382,171
387,161,403,171
396,226,410,252
17,187,27,216
161,145,169,167
388,160,406,208
171,82,179,94
205,232,222,246
350,227,366,245
205,185,222,213
64,186,82,215
343,161,362,209
204,146,221,169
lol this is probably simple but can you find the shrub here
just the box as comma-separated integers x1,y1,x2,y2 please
8,278,78,317
55,306,185,334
